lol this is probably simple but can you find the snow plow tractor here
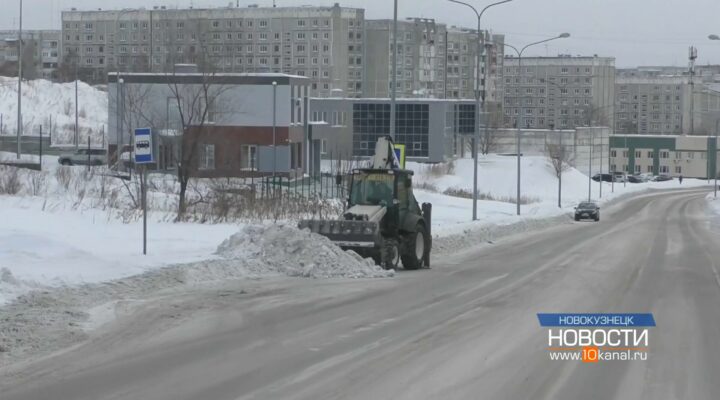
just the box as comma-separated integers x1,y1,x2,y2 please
298,137,432,270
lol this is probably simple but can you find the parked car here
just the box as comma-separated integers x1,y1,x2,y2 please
627,175,645,183
574,202,600,222
638,173,654,182
613,173,627,183
58,149,107,166
653,174,673,182
592,173,614,182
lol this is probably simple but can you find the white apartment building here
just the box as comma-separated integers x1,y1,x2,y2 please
502,55,615,130
61,3,363,97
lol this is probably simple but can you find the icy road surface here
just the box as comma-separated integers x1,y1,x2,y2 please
3,188,720,400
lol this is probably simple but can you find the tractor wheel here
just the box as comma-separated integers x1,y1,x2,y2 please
402,224,428,270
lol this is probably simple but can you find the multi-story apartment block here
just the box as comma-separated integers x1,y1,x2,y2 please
0,30,61,79
502,56,615,130
364,18,447,98
61,3,363,97
615,76,691,135
363,20,504,102
445,27,504,103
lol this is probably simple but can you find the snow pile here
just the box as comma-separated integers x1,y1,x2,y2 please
0,268,43,307
215,225,394,279
411,155,590,204
0,77,107,146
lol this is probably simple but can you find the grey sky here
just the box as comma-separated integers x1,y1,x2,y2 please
3,0,720,68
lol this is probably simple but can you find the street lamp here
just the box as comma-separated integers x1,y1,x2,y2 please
16,0,23,159
272,81,277,178
504,33,570,215
709,34,720,196
448,0,514,221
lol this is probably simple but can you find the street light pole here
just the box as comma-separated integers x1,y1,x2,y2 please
448,0,513,221
16,0,23,159
504,33,570,215
389,0,398,141
707,35,720,197
588,132,593,201
272,81,277,178
75,60,79,150
715,118,719,198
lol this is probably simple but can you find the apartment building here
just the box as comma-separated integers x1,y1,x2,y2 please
502,55,615,130
363,20,504,102
445,27,504,103
0,30,61,79
615,76,691,135
61,3,363,96
364,18,446,98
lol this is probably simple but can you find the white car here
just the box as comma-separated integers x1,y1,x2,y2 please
58,149,107,166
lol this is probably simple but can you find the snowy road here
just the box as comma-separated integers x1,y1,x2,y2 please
3,188,720,400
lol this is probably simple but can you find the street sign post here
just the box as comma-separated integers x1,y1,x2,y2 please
134,127,154,164
393,144,406,169
134,128,154,256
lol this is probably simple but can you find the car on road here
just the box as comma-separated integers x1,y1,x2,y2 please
653,174,673,182
58,149,107,166
574,201,600,221
592,173,614,182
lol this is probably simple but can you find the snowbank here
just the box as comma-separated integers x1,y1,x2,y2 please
0,77,107,146
216,225,394,279
0,194,239,305
409,155,709,236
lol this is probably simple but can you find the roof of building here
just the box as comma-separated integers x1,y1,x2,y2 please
107,72,308,85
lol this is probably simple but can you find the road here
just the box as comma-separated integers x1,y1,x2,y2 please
2,188,720,400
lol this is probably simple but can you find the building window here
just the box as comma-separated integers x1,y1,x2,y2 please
321,139,327,154
660,165,669,173
635,150,641,158
635,165,641,173
611,150,617,157
647,165,653,173
199,144,215,170
647,151,654,158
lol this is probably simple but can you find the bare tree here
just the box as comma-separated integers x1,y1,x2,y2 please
479,102,503,155
546,139,574,208
166,63,230,219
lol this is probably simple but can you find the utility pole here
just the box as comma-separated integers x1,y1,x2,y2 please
389,0,398,140
588,132,593,202
75,62,79,150
16,0,23,159
600,132,603,199
149,9,153,72
272,81,277,178
689,46,697,134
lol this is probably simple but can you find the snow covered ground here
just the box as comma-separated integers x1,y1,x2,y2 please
0,153,711,306
410,155,709,236
0,195,239,305
0,77,107,146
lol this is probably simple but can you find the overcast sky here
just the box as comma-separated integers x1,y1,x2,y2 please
3,0,720,68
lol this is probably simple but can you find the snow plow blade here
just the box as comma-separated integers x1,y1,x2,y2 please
297,219,380,248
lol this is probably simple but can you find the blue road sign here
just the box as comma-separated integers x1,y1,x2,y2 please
134,128,154,164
